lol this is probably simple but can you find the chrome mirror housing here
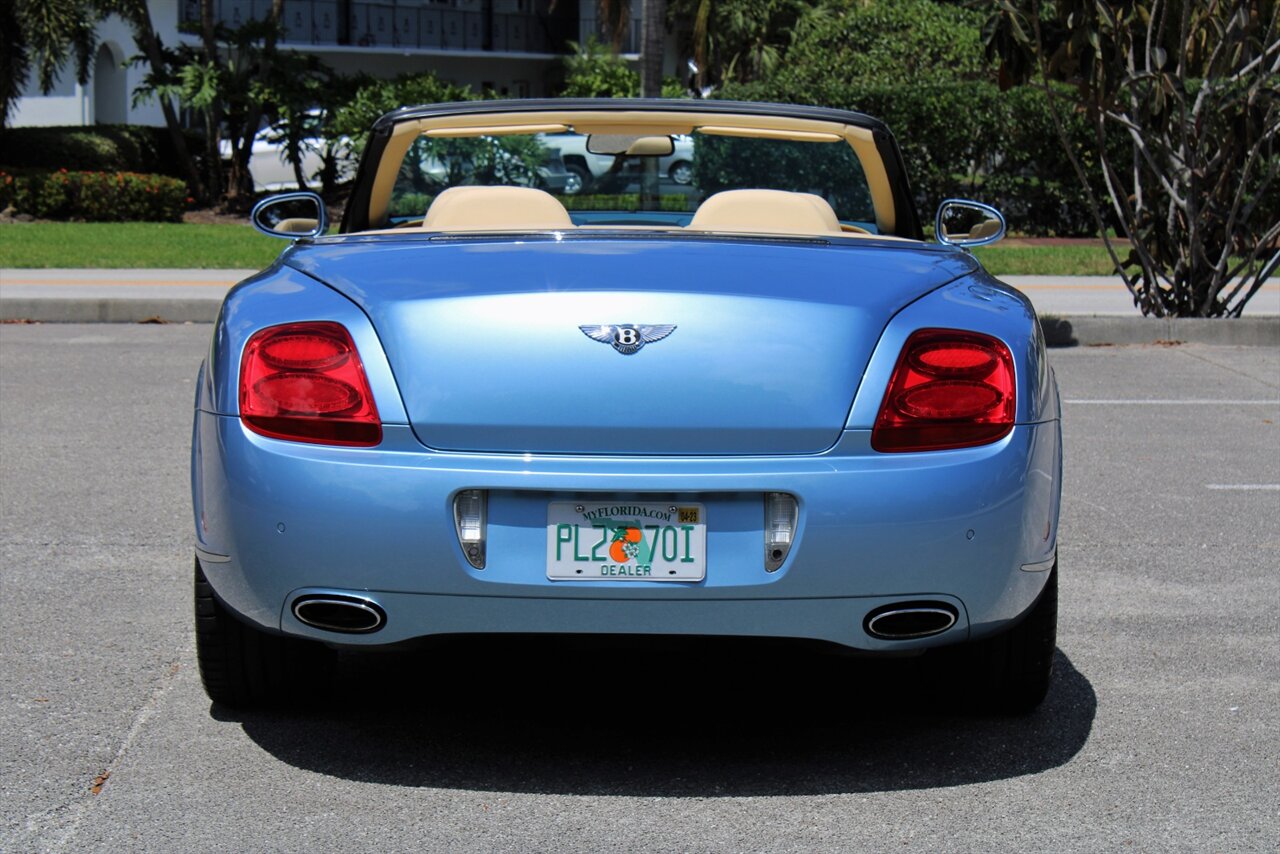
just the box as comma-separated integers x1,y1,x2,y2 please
251,192,328,240
935,199,1006,247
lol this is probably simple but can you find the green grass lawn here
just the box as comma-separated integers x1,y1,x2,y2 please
0,222,284,269
971,244,1122,276
0,220,1133,276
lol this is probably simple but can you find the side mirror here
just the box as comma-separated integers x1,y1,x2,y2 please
251,192,328,240
935,199,1006,247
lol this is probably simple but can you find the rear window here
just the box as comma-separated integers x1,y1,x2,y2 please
387,130,878,232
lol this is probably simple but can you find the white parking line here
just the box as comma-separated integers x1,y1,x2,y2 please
1064,399,1280,405
1206,484,1280,491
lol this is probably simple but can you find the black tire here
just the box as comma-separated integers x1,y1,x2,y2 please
945,561,1058,714
563,163,590,195
194,557,333,708
668,160,693,185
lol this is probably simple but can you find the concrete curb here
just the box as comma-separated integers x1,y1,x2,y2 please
1040,315,1279,347
2,296,1277,346
1,297,220,324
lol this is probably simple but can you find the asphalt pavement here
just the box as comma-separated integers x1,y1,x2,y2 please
1,326,1278,852
2,268,1278,345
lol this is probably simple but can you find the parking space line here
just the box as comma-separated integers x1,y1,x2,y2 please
1063,399,1280,405
1205,484,1280,491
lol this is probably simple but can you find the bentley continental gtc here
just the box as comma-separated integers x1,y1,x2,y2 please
192,99,1062,712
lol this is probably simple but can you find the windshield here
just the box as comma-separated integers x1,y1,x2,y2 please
386,129,879,233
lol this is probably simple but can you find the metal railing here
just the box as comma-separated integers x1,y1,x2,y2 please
181,0,575,54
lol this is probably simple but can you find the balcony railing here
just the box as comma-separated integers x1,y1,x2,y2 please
180,0,576,54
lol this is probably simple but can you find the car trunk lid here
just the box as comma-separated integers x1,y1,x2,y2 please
287,235,974,455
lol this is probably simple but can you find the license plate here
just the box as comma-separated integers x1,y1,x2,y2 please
546,501,706,581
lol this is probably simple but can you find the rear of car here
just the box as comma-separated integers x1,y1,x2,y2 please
193,100,1062,712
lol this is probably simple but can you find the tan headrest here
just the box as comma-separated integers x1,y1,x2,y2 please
274,217,320,234
967,218,1003,240
422,186,573,231
688,189,843,236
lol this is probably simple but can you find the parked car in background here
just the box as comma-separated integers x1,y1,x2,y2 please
542,132,694,194
420,142,571,195
218,114,352,192
198,99,1062,715
226,116,571,195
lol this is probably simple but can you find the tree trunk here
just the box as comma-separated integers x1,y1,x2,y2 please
292,150,309,190
197,0,224,201
227,0,285,207
638,0,665,209
639,0,664,98
125,2,207,200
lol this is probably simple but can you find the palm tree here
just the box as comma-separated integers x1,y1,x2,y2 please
97,0,207,198
596,0,632,51
679,0,806,90
0,2,27,127
1,0,99,128
636,0,665,208
640,0,665,97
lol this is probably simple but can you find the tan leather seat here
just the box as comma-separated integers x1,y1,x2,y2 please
967,218,1003,240
687,189,843,236
422,186,574,231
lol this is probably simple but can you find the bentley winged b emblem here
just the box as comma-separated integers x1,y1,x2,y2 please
579,324,677,355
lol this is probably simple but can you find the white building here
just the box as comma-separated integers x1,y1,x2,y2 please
12,0,671,127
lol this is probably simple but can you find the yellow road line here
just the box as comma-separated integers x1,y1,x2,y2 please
0,279,238,287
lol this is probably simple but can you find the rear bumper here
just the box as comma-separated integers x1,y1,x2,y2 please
274,588,975,651
194,414,1061,652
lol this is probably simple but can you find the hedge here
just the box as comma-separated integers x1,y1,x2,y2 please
0,125,204,180
722,80,1113,237
0,170,188,222
561,193,689,212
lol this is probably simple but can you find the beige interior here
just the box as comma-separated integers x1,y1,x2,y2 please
421,186,574,231
687,190,843,236
623,136,675,156
966,218,1003,240
367,109,898,234
695,126,844,143
400,186,909,241
274,217,320,233
424,123,568,138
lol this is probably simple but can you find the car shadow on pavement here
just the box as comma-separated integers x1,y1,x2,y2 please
217,639,1095,795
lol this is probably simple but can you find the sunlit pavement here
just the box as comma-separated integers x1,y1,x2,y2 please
1,326,1277,851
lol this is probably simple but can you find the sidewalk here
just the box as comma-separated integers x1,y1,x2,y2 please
0,269,250,323
2,269,1277,345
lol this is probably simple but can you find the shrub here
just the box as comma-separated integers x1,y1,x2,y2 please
332,72,473,157
0,170,15,209
387,192,433,219
782,0,991,87
724,80,1107,236
561,194,689,212
557,38,688,99
693,134,876,222
2,170,188,222
560,38,643,98
0,125,203,180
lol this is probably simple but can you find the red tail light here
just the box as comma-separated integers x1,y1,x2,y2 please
872,329,1015,452
239,322,381,446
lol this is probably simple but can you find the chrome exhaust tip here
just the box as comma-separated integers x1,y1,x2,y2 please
864,602,958,640
292,595,385,634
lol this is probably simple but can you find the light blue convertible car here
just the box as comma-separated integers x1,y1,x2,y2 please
192,99,1062,711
